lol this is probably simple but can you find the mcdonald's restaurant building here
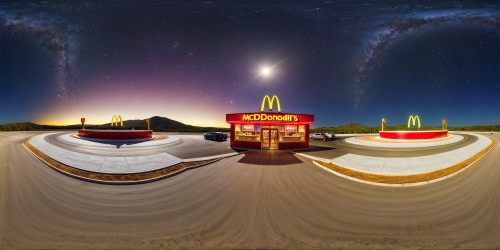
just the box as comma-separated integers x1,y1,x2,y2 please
226,95,314,150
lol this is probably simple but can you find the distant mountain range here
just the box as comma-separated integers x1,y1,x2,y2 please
0,116,230,132
0,118,498,132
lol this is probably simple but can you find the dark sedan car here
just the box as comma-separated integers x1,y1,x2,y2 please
204,132,228,142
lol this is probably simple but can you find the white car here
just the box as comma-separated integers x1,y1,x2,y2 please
311,133,335,141
325,132,335,139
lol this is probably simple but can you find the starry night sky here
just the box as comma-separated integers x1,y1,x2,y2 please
0,1,499,127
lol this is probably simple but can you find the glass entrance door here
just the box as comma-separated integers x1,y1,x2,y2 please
261,129,279,150
262,129,270,149
269,130,278,149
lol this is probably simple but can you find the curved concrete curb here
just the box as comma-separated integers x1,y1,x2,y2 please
346,134,464,148
314,134,490,175
28,133,238,174
299,135,497,187
28,133,183,174
24,141,239,185
66,133,180,147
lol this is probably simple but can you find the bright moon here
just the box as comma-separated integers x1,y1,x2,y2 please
260,66,272,77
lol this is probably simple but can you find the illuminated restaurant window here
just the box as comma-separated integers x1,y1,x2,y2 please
235,124,261,141
279,125,305,142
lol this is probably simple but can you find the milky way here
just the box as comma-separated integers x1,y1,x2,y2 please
352,10,500,110
0,8,77,99
0,2,498,126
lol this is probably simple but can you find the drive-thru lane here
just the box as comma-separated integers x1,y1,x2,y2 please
1,132,499,249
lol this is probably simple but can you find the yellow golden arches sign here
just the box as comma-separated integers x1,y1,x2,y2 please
111,115,123,127
407,115,421,129
260,95,281,113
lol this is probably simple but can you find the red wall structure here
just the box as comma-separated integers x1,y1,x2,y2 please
379,130,448,140
226,112,314,150
78,130,153,140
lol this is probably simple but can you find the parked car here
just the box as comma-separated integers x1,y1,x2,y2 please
204,132,228,142
311,133,335,141
325,132,335,140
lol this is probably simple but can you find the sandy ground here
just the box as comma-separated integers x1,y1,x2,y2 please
1,131,500,249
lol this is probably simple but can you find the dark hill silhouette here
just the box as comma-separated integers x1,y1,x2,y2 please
0,116,229,132
0,118,498,132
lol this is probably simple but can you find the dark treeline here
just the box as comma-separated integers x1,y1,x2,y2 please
0,122,230,132
0,121,497,133
311,123,500,134
0,116,230,132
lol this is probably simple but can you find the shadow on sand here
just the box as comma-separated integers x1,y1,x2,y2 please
78,137,151,148
293,146,337,153
238,151,302,165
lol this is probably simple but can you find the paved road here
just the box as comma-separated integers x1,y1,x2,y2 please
1,131,499,249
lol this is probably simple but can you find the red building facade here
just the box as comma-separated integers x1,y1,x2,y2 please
226,95,314,150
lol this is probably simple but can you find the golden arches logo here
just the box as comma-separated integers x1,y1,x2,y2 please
260,95,281,113
407,115,421,129
111,115,123,127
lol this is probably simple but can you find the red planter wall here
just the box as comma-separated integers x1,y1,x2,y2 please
78,130,153,140
230,140,262,150
379,131,448,140
278,141,309,150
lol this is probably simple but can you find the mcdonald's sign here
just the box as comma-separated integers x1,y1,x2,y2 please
260,95,281,113
111,115,123,127
226,94,314,124
242,113,299,122
407,115,421,129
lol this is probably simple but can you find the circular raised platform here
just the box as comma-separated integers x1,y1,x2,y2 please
24,132,238,184
346,134,461,148
379,130,448,140
78,129,153,140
